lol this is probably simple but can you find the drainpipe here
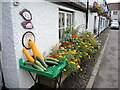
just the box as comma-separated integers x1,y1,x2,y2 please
86,0,89,29
98,16,100,37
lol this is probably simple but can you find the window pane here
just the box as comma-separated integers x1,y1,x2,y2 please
59,12,61,28
67,14,70,27
61,13,65,27
59,10,73,41
59,28,64,41
67,14,72,28
59,12,65,28
59,29,61,39
113,11,117,15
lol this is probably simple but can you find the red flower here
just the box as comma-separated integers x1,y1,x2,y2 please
71,34,78,38
49,55,55,57
93,2,99,6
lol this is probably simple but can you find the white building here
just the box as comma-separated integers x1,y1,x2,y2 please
88,0,110,36
108,2,120,23
0,0,109,88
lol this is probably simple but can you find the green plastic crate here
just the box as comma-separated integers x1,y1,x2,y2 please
19,58,66,78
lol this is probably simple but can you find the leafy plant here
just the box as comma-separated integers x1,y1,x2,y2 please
47,25,98,75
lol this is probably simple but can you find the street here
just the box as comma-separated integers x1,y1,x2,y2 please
93,29,119,88
0,29,119,89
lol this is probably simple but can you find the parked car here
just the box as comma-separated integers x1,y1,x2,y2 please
112,20,118,23
110,22,119,30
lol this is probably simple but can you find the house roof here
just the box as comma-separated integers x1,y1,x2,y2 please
69,0,86,8
108,3,120,10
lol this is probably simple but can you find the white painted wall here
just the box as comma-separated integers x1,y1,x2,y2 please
74,11,86,28
2,0,59,88
2,1,20,88
88,11,95,33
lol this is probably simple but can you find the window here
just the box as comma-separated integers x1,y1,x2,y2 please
113,11,117,15
59,9,73,41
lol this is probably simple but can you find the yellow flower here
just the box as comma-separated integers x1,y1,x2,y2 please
77,65,80,68
69,49,71,51
61,47,65,50
56,43,60,46
61,52,68,54
80,56,82,58
80,68,83,71
59,55,63,58
51,46,55,49
78,46,80,47
87,35,89,37
88,55,91,59
63,69,66,71
72,50,77,54
84,52,88,55
70,61,75,64
85,45,88,47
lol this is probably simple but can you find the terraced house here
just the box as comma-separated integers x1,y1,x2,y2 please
0,0,110,88
108,2,120,24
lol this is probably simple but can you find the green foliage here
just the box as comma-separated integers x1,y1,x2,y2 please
48,25,98,75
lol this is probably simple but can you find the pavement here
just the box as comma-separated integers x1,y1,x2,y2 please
92,29,119,88
0,51,2,90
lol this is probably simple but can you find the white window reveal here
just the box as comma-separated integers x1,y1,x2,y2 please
59,9,73,41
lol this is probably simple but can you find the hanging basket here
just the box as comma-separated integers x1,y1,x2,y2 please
89,7,98,13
